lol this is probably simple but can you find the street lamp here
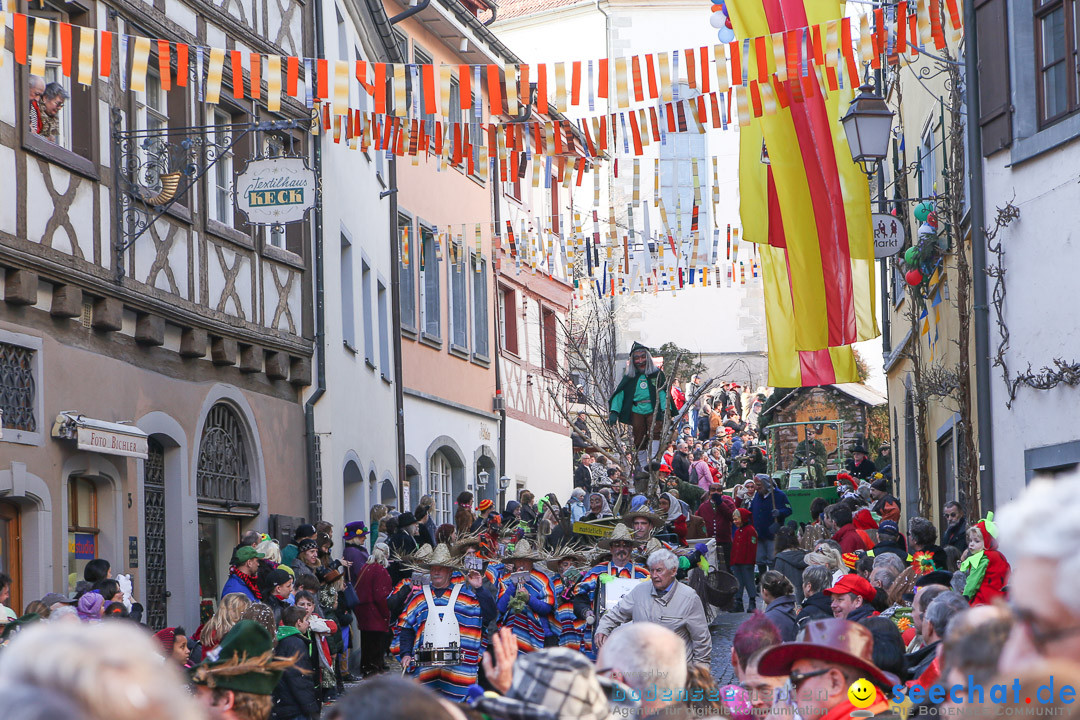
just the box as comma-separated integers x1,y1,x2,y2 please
499,475,512,491
477,469,490,489
841,83,895,177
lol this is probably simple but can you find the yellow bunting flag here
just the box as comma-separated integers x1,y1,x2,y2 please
334,60,349,115
714,44,729,93
77,26,94,85
658,52,672,103
267,55,282,111
859,14,873,65
206,47,226,104
735,85,750,126
505,64,518,114
440,64,452,120
772,33,786,81
615,57,629,108
29,17,50,78
130,36,151,93
554,62,566,113
393,64,407,117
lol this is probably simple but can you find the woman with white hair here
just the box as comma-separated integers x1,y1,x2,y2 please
805,544,847,585
0,621,204,720
354,542,393,676
566,488,587,523
255,537,282,564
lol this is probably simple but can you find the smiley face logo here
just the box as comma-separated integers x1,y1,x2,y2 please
847,678,876,709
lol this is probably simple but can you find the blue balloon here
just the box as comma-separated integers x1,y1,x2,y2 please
718,26,735,43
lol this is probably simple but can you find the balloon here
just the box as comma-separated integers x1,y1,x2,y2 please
711,3,725,10
913,202,935,223
710,11,727,27
726,16,733,28
718,26,736,43
918,221,936,237
905,269,924,286
904,247,919,266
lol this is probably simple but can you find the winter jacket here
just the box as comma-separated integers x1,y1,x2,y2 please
872,494,902,523
906,641,940,682
833,524,869,554
774,549,808,603
942,520,968,553
671,452,691,483
697,495,735,550
594,578,712,665
221,573,259,602
730,512,759,566
354,561,393,632
845,603,878,623
273,628,320,720
574,463,593,492
749,489,792,542
763,595,798,642
388,530,419,584
797,592,834,631
690,460,713,491
869,541,911,563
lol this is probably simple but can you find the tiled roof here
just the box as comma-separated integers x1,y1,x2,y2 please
488,0,588,22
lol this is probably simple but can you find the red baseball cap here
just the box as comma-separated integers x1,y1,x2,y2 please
824,574,876,603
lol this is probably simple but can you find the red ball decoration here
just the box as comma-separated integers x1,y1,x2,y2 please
725,17,732,28
905,268,924,286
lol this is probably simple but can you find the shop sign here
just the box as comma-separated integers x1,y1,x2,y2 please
235,157,317,225
572,521,615,538
77,425,148,459
71,533,96,560
872,213,906,258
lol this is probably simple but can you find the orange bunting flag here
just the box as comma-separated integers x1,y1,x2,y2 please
157,40,171,91
13,12,27,66
250,53,261,100
59,22,72,78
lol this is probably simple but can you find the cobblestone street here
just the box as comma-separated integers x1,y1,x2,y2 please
710,610,749,686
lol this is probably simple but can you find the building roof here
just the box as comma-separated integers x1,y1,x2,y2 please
831,383,887,407
486,0,588,22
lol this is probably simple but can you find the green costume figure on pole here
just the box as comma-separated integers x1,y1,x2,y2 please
608,342,668,471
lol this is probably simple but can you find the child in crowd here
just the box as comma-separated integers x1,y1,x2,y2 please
959,513,1010,606
275,606,321,720
730,508,759,613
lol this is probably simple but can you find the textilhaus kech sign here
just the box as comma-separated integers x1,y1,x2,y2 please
235,157,317,225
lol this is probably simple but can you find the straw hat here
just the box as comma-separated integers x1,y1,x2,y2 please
636,537,666,560
503,538,544,563
452,531,484,557
621,508,664,528
544,543,590,569
408,543,464,572
597,523,639,549
394,543,433,570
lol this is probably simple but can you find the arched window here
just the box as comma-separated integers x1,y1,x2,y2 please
197,403,252,507
67,476,98,594
429,451,452,524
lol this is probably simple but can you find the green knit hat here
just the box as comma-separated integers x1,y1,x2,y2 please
191,620,293,696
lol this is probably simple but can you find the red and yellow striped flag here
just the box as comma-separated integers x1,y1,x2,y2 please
730,0,879,358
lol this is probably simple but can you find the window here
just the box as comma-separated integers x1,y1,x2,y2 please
499,285,518,355
134,71,168,156
210,109,234,226
542,306,558,372
937,429,956,512
472,254,489,359
25,1,94,168
659,126,709,249
398,214,416,332
362,259,375,363
0,342,37,433
378,280,391,377
196,403,252,507
1035,0,1079,126
429,451,453,524
450,246,468,352
919,124,938,200
341,234,356,351
420,224,441,340
67,477,98,594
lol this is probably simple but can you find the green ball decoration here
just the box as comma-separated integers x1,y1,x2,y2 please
904,246,920,266
914,202,935,224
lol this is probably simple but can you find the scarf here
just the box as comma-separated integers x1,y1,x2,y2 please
587,493,612,517
229,566,263,601
661,492,683,522
959,551,988,599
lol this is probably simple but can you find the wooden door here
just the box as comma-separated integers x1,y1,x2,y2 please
0,502,22,614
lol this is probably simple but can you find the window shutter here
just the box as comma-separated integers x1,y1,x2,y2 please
975,0,1012,155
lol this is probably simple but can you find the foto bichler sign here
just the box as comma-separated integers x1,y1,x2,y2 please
235,157,316,225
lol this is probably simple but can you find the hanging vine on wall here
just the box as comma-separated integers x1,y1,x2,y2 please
986,202,1080,407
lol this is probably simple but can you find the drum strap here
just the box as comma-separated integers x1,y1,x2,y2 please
422,583,463,623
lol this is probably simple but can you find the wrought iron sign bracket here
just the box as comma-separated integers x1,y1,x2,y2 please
111,110,306,281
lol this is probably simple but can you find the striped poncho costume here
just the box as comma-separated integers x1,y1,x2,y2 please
496,569,556,654
392,582,497,702
551,573,586,651
572,561,651,660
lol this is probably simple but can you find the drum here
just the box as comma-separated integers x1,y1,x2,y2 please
415,642,461,667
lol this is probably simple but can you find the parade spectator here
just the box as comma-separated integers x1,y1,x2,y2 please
759,571,797,642
750,474,792,571
689,449,713,490
274,606,320,720
910,590,968,686
471,499,495,533
200,593,252,654
27,75,45,135
756,619,900,720
571,412,590,450
998,473,1080,670
154,626,192,669
658,491,691,545
827,504,868,554
387,512,420,584
566,488,587,523
869,478,900,522
76,592,104,622
0,621,205,720
594,549,711,664
937,604,1012,714
454,491,475,537
908,517,949,571
797,565,835,632
353,543,392,676
731,508,759,613
941,500,968,552
596,622,688,720
773,526,807,603
874,443,893,483
573,453,594,492
282,524,317,569
905,582,949,656
869,520,910,562
519,490,539,529
958,513,1010,606
697,483,735,572
414,506,436,548
416,497,437,547
38,82,67,141
824,574,877,622
858,616,908,684
805,543,846,585
290,539,320,583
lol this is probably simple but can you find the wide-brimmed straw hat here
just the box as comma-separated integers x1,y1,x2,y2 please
756,618,900,690
544,543,590,568
406,543,463,572
597,523,639,549
394,543,434,572
621,508,664,528
503,538,544,563
451,531,484,556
